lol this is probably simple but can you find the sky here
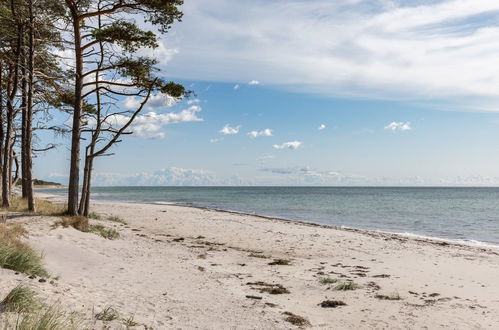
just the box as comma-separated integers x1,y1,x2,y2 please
36,0,499,186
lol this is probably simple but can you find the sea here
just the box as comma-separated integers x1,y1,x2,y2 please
41,186,499,248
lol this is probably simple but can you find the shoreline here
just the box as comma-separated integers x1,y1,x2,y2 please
2,197,499,328
38,189,499,254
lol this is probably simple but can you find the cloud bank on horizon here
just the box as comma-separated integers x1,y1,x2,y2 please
163,0,499,110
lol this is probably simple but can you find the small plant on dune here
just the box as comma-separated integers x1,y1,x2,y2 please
319,277,338,285
268,258,291,266
123,315,139,328
95,306,119,321
0,224,48,277
88,212,102,220
106,215,127,224
0,285,38,313
283,311,311,327
87,225,120,240
334,281,360,291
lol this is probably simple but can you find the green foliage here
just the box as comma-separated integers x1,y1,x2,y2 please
135,0,184,33
160,81,187,98
92,21,158,52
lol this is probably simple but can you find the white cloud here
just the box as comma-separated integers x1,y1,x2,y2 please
124,93,178,111
89,167,217,186
165,0,499,110
318,124,326,131
187,98,201,105
234,84,240,90
384,121,412,131
272,141,302,150
248,128,273,138
209,138,223,143
85,105,203,140
219,124,240,135
248,80,260,85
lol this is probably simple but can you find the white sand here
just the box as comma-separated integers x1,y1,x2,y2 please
1,199,499,329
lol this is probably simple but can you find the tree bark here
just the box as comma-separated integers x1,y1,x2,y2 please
67,7,84,215
26,0,35,211
0,63,4,195
3,22,23,207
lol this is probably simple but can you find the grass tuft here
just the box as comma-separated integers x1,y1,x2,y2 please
283,311,311,327
334,281,360,291
0,285,38,313
319,277,338,285
0,223,48,277
55,216,89,232
87,212,102,220
87,225,119,240
54,217,119,240
106,215,127,224
95,306,119,321
12,304,80,330
123,315,139,327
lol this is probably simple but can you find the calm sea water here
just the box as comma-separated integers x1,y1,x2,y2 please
42,186,499,246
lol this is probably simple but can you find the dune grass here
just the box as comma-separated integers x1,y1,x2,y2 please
5,304,81,330
0,223,48,277
55,217,119,240
0,285,38,313
6,197,66,216
0,286,81,329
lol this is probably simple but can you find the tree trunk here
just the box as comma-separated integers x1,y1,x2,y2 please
21,46,27,198
0,63,4,195
67,11,83,215
78,154,93,216
25,0,35,212
3,23,23,207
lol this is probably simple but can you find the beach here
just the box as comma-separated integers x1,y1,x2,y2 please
1,198,499,329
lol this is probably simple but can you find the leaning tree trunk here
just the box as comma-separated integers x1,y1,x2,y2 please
67,10,84,215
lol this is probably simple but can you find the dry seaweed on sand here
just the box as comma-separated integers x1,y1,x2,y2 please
283,312,311,327
319,300,346,308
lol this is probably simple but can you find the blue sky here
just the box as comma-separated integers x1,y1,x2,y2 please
37,0,499,186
